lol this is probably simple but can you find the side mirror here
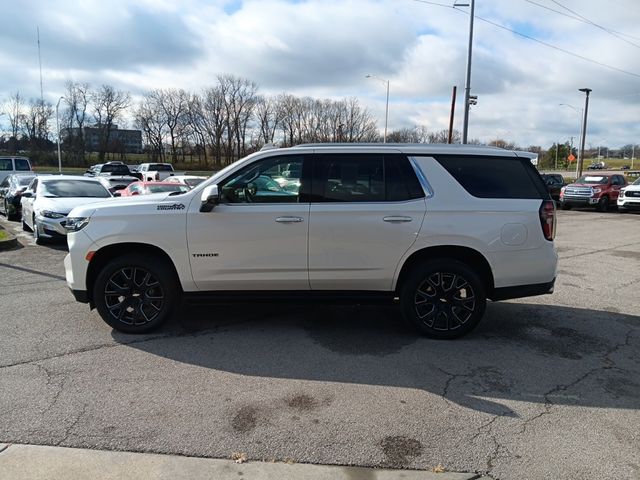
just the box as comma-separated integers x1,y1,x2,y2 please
200,184,219,212
113,191,121,197
22,191,33,198
131,191,139,196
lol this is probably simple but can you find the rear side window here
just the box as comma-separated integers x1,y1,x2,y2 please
434,155,546,199
14,158,30,171
149,164,173,172
313,154,424,202
0,159,11,171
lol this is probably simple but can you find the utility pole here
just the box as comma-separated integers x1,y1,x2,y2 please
448,86,457,144
577,88,592,178
459,0,475,144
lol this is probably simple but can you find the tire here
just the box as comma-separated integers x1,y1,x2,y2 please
93,254,179,333
6,201,17,221
33,216,46,245
560,202,571,210
400,259,487,339
596,196,609,212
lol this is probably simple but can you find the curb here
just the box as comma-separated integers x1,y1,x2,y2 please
0,444,485,480
0,225,18,251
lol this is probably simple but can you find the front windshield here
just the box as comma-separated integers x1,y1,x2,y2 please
576,175,609,185
633,178,640,186
146,184,189,194
185,178,205,187
40,179,111,198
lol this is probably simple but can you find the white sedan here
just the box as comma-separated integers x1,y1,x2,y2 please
21,176,112,244
165,175,208,189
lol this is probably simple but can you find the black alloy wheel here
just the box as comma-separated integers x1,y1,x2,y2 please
94,254,178,333
401,259,486,339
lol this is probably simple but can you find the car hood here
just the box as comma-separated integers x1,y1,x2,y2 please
566,183,604,188
67,192,190,218
622,184,640,191
35,196,113,215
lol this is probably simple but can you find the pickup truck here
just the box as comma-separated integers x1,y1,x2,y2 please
137,163,185,181
560,173,627,212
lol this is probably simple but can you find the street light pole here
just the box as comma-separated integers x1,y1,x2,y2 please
459,0,475,144
577,88,592,178
366,74,390,143
559,103,583,178
55,96,64,173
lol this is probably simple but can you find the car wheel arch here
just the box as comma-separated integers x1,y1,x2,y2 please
394,245,494,297
86,242,182,308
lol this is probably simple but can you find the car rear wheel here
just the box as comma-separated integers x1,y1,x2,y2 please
400,259,486,339
94,254,179,333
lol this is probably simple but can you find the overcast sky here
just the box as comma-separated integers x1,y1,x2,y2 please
1,0,639,149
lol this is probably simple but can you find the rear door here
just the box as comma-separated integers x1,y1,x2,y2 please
308,152,426,291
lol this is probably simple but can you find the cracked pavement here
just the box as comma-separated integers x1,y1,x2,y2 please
1,210,639,479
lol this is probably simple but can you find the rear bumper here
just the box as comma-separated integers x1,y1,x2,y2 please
490,278,555,301
69,288,90,303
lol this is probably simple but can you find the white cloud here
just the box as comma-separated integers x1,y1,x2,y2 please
0,0,639,148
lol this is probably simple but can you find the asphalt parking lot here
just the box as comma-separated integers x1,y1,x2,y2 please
0,210,639,480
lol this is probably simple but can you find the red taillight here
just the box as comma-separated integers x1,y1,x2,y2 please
539,200,556,241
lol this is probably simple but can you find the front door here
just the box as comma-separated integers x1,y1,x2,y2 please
187,154,311,291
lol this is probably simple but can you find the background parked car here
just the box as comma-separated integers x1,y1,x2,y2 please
0,156,32,184
21,176,112,244
165,175,207,189
540,173,565,201
85,161,138,179
617,177,640,213
117,181,190,197
560,174,627,212
137,163,185,181
0,173,37,220
96,175,140,195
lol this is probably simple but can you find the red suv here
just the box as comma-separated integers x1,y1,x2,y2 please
560,174,627,212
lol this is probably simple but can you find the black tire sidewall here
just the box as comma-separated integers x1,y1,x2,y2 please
94,254,179,333
400,259,487,339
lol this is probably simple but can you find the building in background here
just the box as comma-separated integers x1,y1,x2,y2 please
62,125,142,154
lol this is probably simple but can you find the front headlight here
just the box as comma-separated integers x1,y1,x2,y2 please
64,217,90,232
42,210,66,219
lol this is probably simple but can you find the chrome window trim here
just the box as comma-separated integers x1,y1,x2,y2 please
408,157,434,198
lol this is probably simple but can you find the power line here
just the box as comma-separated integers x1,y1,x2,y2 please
454,8,640,79
410,0,640,79
523,0,640,41
549,0,640,49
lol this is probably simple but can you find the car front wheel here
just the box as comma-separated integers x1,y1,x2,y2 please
400,259,487,339
93,254,179,333
596,196,609,212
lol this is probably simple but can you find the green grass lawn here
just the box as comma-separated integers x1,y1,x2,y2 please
0,230,9,241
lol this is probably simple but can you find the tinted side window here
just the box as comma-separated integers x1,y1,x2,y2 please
386,155,425,201
315,154,384,202
14,158,30,171
0,159,12,171
434,155,545,199
220,155,305,204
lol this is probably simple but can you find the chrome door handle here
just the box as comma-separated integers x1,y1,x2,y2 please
383,216,413,223
275,216,304,223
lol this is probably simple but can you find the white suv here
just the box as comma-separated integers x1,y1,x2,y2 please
64,144,557,339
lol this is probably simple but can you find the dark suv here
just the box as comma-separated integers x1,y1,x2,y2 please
85,162,140,179
540,173,565,201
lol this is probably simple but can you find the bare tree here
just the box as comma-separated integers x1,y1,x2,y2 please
200,86,227,168
21,98,54,151
91,85,131,161
62,81,90,163
255,95,282,146
5,92,25,153
219,74,259,161
135,91,166,161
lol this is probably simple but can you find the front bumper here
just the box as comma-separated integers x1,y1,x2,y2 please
560,196,599,206
617,199,640,210
35,214,68,239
